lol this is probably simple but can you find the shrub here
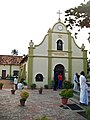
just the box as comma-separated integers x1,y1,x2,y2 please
31,83,36,89
0,83,3,89
20,90,29,100
59,89,73,99
44,85,48,89
62,80,73,89
0,83,3,87
86,107,90,119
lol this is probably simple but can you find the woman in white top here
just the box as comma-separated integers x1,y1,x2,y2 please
79,71,88,106
17,82,24,90
14,76,18,90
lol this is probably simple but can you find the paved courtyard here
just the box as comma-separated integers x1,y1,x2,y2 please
0,88,88,120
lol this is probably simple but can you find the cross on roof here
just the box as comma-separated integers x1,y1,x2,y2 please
57,10,62,20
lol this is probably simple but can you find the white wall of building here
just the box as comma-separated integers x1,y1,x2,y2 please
0,65,20,77
0,65,10,77
34,35,48,56
72,59,83,81
33,57,48,87
72,37,82,57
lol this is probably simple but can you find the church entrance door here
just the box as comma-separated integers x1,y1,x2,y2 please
54,64,65,80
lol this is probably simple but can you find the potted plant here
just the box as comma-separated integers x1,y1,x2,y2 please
11,87,15,94
39,87,43,94
20,89,29,106
44,84,48,89
59,89,73,105
62,80,74,89
0,83,3,90
31,83,36,89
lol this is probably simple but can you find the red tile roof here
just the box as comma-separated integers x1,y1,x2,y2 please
0,55,23,65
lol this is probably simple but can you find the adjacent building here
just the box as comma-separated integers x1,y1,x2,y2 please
0,55,22,79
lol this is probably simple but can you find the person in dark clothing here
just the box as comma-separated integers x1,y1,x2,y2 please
53,72,58,90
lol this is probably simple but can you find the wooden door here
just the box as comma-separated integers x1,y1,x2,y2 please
2,70,6,79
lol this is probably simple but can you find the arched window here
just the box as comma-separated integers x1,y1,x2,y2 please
57,40,63,50
35,73,44,82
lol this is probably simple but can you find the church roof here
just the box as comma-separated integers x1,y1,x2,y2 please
20,55,28,64
0,55,23,65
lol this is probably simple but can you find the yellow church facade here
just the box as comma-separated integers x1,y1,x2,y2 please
20,19,87,88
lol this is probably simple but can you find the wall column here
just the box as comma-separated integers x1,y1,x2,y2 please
27,41,34,88
68,33,72,82
83,50,87,76
48,29,52,87
10,65,12,77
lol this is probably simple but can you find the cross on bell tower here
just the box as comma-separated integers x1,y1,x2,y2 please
57,10,62,21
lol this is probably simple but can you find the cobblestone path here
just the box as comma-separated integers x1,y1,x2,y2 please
0,89,87,120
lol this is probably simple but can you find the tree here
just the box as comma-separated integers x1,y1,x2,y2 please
11,49,18,55
64,0,90,39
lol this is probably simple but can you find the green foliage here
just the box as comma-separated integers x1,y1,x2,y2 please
0,83,3,87
64,1,90,39
62,80,73,89
86,107,90,119
20,90,29,100
86,107,90,114
44,85,48,89
31,83,36,89
11,49,18,55
59,89,73,99
87,75,90,79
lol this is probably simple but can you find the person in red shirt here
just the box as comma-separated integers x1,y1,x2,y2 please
58,73,63,89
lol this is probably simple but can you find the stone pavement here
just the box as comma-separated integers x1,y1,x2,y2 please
0,88,88,120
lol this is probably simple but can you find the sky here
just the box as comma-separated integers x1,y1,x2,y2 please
0,0,90,58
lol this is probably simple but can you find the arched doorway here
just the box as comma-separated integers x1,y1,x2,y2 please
54,64,65,80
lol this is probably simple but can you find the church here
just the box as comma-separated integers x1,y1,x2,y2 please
20,15,87,88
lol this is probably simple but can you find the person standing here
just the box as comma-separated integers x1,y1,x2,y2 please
53,72,58,91
73,73,79,91
58,73,63,89
79,71,88,106
17,81,24,90
14,76,18,90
